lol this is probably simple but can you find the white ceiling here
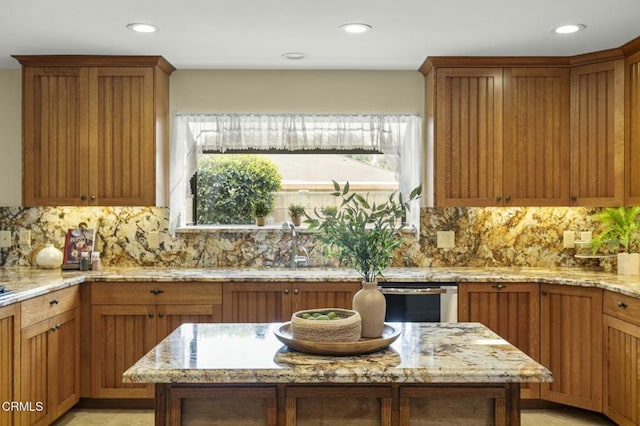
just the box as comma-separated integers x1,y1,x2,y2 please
2,0,639,70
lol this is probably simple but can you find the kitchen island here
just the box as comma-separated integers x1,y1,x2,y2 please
123,322,552,425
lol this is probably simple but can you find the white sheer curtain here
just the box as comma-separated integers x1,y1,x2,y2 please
169,113,422,235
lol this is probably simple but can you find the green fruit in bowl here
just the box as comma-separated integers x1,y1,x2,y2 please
316,315,330,320
327,311,337,319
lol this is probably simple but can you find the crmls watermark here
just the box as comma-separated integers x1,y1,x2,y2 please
1,401,44,412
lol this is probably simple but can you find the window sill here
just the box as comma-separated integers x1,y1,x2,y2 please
175,224,417,235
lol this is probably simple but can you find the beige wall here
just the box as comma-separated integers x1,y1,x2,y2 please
0,68,424,207
170,70,424,115
0,70,22,206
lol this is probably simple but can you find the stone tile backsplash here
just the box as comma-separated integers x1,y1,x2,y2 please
0,206,603,269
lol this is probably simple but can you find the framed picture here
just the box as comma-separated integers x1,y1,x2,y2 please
63,228,96,266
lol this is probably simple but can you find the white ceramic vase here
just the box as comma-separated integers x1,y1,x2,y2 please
352,281,386,338
35,244,63,269
617,252,640,275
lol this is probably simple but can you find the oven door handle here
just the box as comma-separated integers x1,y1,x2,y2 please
380,288,447,295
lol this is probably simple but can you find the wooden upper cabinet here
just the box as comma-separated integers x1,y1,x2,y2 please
503,67,570,206
570,60,625,206
15,55,174,207
21,66,90,206
434,68,503,206
627,52,640,205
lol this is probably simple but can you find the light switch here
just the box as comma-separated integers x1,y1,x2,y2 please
148,232,160,249
437,231,455,249
0,230,11,248
563,231,575,249
19,229,31,247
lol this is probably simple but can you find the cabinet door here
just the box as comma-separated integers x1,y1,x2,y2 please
540,284,602,411
88,67,155,205
627,52,640,205
22,66,90,206
91,304,156,398
434,68,503,206
570,60,625,206
20,318,54,426
222,283,292,323
603,314,640,426
503,67,570,206
458,282,540,399
156,304,222,341
0,305,19,426
291,282,361,312
51,308,80,418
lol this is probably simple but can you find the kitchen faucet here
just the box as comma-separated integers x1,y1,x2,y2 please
282,221,309,268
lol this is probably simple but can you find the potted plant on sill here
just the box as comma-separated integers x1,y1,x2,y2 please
253,200,271,227
287,204,306,227
306,181,421,337
591,206,640,275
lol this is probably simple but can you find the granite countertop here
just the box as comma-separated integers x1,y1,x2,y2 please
2,266,640,307
121,322,552,385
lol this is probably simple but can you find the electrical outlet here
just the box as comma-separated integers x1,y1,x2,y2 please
563,231,576,248
148,232,160,250
579,231,592,242
437,231,455,249
0,230,11,248
19,229,31,247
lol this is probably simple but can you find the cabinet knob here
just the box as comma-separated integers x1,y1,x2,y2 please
496,196,502,202
158,312,164,318
150,289,164,295
293,288,300,295
541,290,548,296
571,195,577,202
90,195,96,201
49,324,60,332
80,194,87,201
505,195,511,202
618,301,629,309
284,288,290,295
49,298,59,305
148,312,154,318
491,284,506,290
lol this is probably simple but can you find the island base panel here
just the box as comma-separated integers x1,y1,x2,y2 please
156,383,521,426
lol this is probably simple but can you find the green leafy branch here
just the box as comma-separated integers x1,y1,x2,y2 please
306,181,422,282
591,206,640,254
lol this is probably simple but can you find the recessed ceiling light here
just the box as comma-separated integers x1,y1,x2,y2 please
127,23,157,33
281,52,307,60
340,23,372,34
552,24,585,34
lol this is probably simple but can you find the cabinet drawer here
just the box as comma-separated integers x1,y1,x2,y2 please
21,286,79,328
92,282,223,305
604,291,640,327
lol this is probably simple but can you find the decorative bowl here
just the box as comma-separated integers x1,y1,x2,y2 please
290,308,361,343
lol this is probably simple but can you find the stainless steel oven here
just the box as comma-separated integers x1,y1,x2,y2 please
379,282,458,322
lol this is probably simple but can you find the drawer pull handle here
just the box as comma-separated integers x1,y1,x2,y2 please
49,299,59,305
150,289,164,295
618,302,629,309
148,313,154,318
158,312,164,318
491,284,506,290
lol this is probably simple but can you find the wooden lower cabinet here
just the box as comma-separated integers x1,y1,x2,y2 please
91,282,222,398
223,282,362,323
603,291,640,426
540,284,602,411
458,282,540,399
20,308,80,425
0,304,20,426
157,383,520,425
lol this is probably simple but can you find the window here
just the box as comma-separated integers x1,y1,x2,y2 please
190,152,398,225
170,114,422,234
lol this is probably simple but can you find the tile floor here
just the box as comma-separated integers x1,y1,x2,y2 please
52,407,616,425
